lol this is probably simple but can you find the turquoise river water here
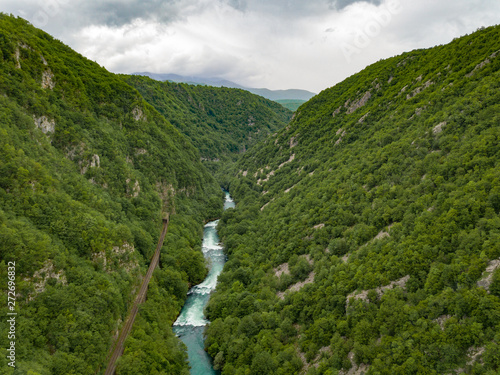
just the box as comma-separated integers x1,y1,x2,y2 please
173,192,234,374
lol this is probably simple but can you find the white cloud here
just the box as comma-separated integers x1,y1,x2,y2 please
3,0,500,92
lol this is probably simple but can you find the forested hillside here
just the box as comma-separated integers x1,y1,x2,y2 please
206,26,500,374
275,99,307,112
124,75,292,169
0,15,223,374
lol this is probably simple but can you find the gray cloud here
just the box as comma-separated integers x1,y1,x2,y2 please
2,0,204,32
84,0,179,27
225,0,321,18
329,0,382,10
226,0,385,14
228,0,248,12
2,0,500,92
3,0,388,33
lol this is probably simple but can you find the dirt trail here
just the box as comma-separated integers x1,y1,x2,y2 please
104,216,169,375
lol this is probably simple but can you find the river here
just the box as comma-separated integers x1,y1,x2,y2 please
173,191,234,374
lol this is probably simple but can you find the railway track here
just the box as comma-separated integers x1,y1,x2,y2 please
104,216,170,375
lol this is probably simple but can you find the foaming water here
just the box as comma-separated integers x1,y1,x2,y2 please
224,196,235,210
173,192,233,374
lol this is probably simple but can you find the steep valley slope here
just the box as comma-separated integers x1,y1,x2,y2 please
0,14,234,374
2,12,500,375
124,75,292,173
205,25,500,375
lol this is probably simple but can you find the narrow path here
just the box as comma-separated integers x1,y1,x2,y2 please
104,215,170,375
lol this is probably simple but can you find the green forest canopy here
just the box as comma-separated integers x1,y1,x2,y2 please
0,14,223,374
1,12,500,375
124,75,292,165
205,25,500,375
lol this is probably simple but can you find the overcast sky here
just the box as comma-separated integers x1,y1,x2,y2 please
3,0,500,92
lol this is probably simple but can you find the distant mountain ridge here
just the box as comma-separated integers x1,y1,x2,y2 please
132,72,316,101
